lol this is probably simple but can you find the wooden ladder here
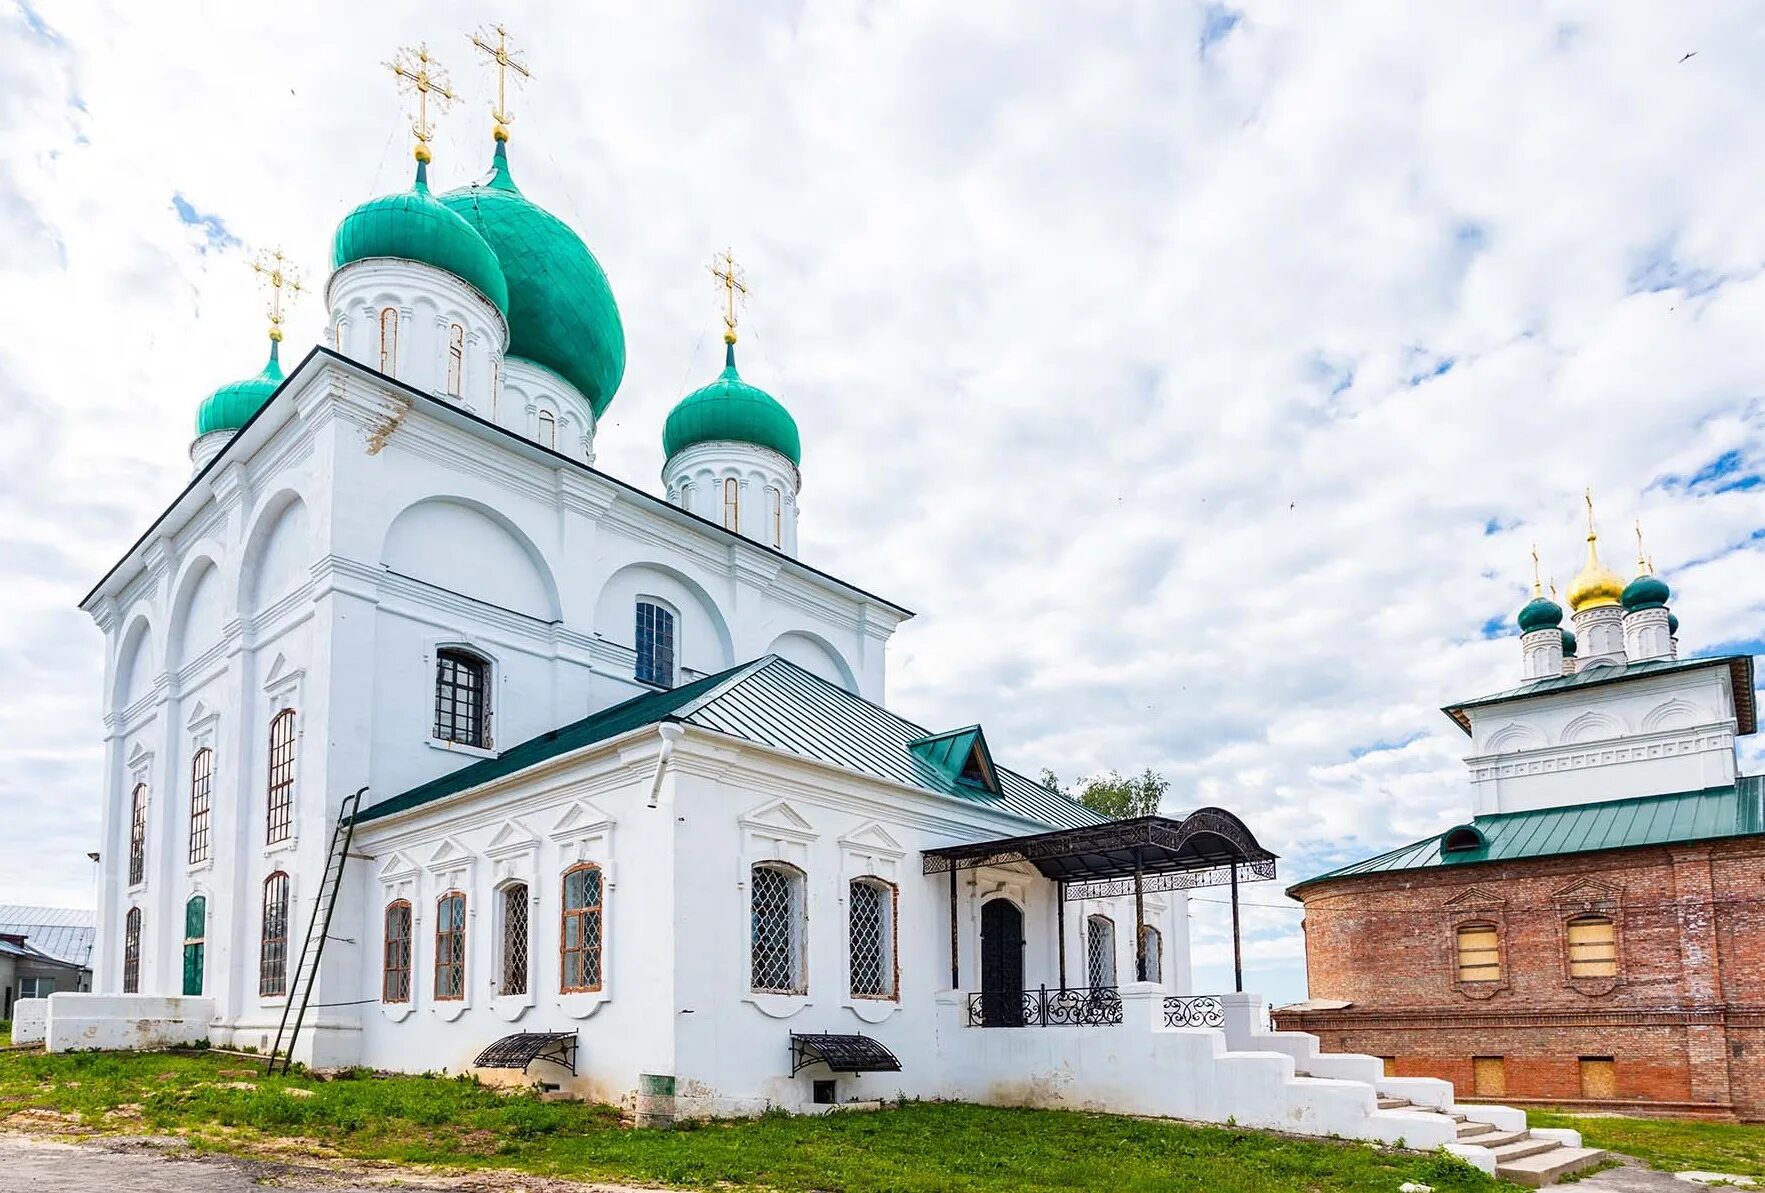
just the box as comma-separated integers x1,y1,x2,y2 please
268,786,367,1075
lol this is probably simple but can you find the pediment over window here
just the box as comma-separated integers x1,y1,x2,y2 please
186,699,219,730
838,820,905,857
486,818,539,860
548,800,614,843
740,798,817,842
1553,876,1621,910
426,835,475,877
1444,885,1506,911
378,850,418,882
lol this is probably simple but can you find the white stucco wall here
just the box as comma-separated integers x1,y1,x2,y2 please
11,997,47,1045
44,993,215,1052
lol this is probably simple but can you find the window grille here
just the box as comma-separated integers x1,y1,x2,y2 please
723,477,740,531
849,878,895,998
446,323,464,396
379,306,398,375
260,872,289,997
561,864,604,992
183,894,206,996
435,891,466,999
635,602,676,688
1567,915,1617,978
751,863,804,994
501,883,530,996
188,747,213,865
434,649,489,747
1139,924,1163,983
383,900,412,1003
128,782,148,886
1086,915,1117,988
266,709,296,844
1456,923,1501,982
122,906,142,993
538,409,557,448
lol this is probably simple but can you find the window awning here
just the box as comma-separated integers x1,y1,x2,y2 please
921,809,1277,897
473,1031,578,1074
790,1032,903,1074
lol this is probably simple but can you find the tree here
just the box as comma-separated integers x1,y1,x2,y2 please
1039,768,1169,820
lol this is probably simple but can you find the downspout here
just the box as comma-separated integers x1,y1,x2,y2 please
647,722,686,808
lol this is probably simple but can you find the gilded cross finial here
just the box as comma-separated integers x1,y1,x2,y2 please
1530,543,1543,598
1634,519,1650,574
470,23,530,142
1584,487,1599,542
251,248,304,343
710,248,747,345
387,43,456,163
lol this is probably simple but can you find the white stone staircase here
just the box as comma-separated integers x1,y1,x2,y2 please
1370,1093,1607,1187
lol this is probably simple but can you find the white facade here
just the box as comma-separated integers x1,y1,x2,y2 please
664,440,801,557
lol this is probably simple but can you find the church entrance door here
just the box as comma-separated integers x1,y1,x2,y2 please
978,899,1024,1027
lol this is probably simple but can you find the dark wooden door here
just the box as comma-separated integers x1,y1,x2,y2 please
979,899,1025,1027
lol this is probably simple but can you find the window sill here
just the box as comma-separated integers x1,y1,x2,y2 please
126,881,147,896
187,857,214,876
264,837,298,858
490,992,534,1022
744,992,812,1020
431,999,469,1022
557,990,608,1020
843,997,900,1025
380,1002,415,1023
1454,979,1509,1001
427,737,496,760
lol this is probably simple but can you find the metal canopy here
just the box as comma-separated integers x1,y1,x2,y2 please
473,1031,579,1074
789,1032,903,1074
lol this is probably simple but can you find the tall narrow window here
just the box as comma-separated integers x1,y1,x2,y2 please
187,748,213,865
260,871,289,997
770,487,783,547
1139,924,1163,983
435,891,466,999
182,895,206,996
434,649,488,747
500,883,530,996
537,409,557,448
446,323,464,396
378,306,398,375
1086,915,1117,988
849,878,897,999
122,907,142,993
1456,923,1502,983
722,477,740,531
490,358,501,420
382,900,412,1003
128,782,148,886
1567,915,1618,978
333,317,346,354
266,709,296,844
561,864,604,993
751,863,806,994
634,601,676,688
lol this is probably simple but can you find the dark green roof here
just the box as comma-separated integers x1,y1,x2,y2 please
196,339,284,436
1442,653,1756,735
663,343,801,467
332,161,510,316
907,726,1000,794
358,655,1102,829
1290,777,1765,895
1516,594,1562,634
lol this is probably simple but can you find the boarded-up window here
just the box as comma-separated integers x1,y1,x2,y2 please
1579,1056,1616,1099
1567,915,1617,978
1472,1055,1506,1097
1456,923,1501,982
1379,1056,1397,1077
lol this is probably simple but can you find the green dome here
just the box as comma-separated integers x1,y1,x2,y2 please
1668,611,1679,635
195,339,284,437
663,343,801,467
441,142,624,417
1622,572,1670,611
1518,594,1563,634
332,161,510,318
1561,627,1578,657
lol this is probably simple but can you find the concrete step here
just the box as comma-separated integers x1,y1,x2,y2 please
1468,1128,1531,1149
1446,1111,1469,1122
1375,1097,1411,1110
1455,1120,1498,1140
1495,1146,1607,1188
1488,1137,1560,1163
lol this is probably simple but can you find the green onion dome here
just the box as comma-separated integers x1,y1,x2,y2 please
332,161,510,318
663,342,801,467
1621,571,1671,612
440,142,624,417
1668,611,1679,636
1561,627,1578,657
195,339,284,437
1517,593,1564,634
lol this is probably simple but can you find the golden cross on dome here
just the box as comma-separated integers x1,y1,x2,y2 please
387,43,456,162
1584,487,1600,540
710,248,747,344
250,248,304,342
1634,519,1650,573
471,24,530,142
1530,543,1543,597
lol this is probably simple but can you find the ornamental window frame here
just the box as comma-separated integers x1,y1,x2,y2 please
1086,914,1117,988
434,889,467,1001
1445,887,1511,1000
187,746,214,866
265,708,297,845
122,906,142,993
847,876,898,1000
382,899,413,1004
1553,879,1624,996
259,870,290,998
750,861,807,995
560,862,605,994
433,647,492,749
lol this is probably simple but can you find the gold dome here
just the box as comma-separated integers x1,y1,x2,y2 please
1566,490,1625,612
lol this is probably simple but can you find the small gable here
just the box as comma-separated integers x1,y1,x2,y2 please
907,725,1001,795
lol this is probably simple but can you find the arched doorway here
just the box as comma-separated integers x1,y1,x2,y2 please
979,899,1025,1027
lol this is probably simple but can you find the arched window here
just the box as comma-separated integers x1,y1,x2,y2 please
561,863,604,993
490,358,501,420
122,906,142,993
1567,915,1617,978
722,477,740,531
266,709,296,844
187,747,213,865
434,890,466,1000
182,895,206,996
1086,915,1117,988
1139,924,1163,983
260,871,289,997
127,782,148,886
635,601,676,688
378,306,398,375
500,883,530,996
333,317,346,354
769,487,783,548
849,878,897,999
434,649,489,748
446,322,464,396
382,900,412,1003
537,409,557,448
1456,923,1502,983
750,862,806,994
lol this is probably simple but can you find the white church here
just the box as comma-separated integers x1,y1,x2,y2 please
38,32,1596,1175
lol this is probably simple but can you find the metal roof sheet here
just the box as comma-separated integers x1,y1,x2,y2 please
1440,654,1755,735
0,905,96,969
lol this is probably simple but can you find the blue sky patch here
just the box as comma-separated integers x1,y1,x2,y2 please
171,193,240,254
1348,732,1426,760
1200,5,1241,57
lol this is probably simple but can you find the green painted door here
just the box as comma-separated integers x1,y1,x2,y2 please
182,895,206,996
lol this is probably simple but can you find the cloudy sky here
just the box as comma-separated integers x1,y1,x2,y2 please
3,1,1762,1004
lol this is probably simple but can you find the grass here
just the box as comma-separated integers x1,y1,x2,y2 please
1529,1108,1765,1179
0,1047,1523,1192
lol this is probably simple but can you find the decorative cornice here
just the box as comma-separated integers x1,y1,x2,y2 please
1469,723,1737,781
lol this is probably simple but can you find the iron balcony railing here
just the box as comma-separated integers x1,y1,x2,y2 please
968,985,1123,1028
1162,993,1226,1029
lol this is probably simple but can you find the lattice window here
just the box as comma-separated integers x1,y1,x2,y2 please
187,748,213,865
849,878,895,998
128,782,148,886
435,891,466,999
260,871,289,997
751,863,805,994
635,602,675,688
561,864,604,992
266,709,296,844
1456,923,1501,982
1567,915,1617,978
723,477,740,531
383,900,412,1003
501,883,530,996
434,649,489,747
1086,915,1117,988
379,306,398,375
446,322,464,396
1139,924,1163,983
122,906,141,993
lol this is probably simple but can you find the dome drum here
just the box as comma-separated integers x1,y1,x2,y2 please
327,256,507,409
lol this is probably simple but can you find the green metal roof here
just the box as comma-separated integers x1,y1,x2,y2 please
358,655,1102,830
663,342,801,467
1442,653,1756,735
907,726,1000,794
332,161,510,316
195,339,284,437
1289,776,1765,895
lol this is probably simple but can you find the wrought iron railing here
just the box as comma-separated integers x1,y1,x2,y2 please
1162,993,1226,1029
968,985,1123,1028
